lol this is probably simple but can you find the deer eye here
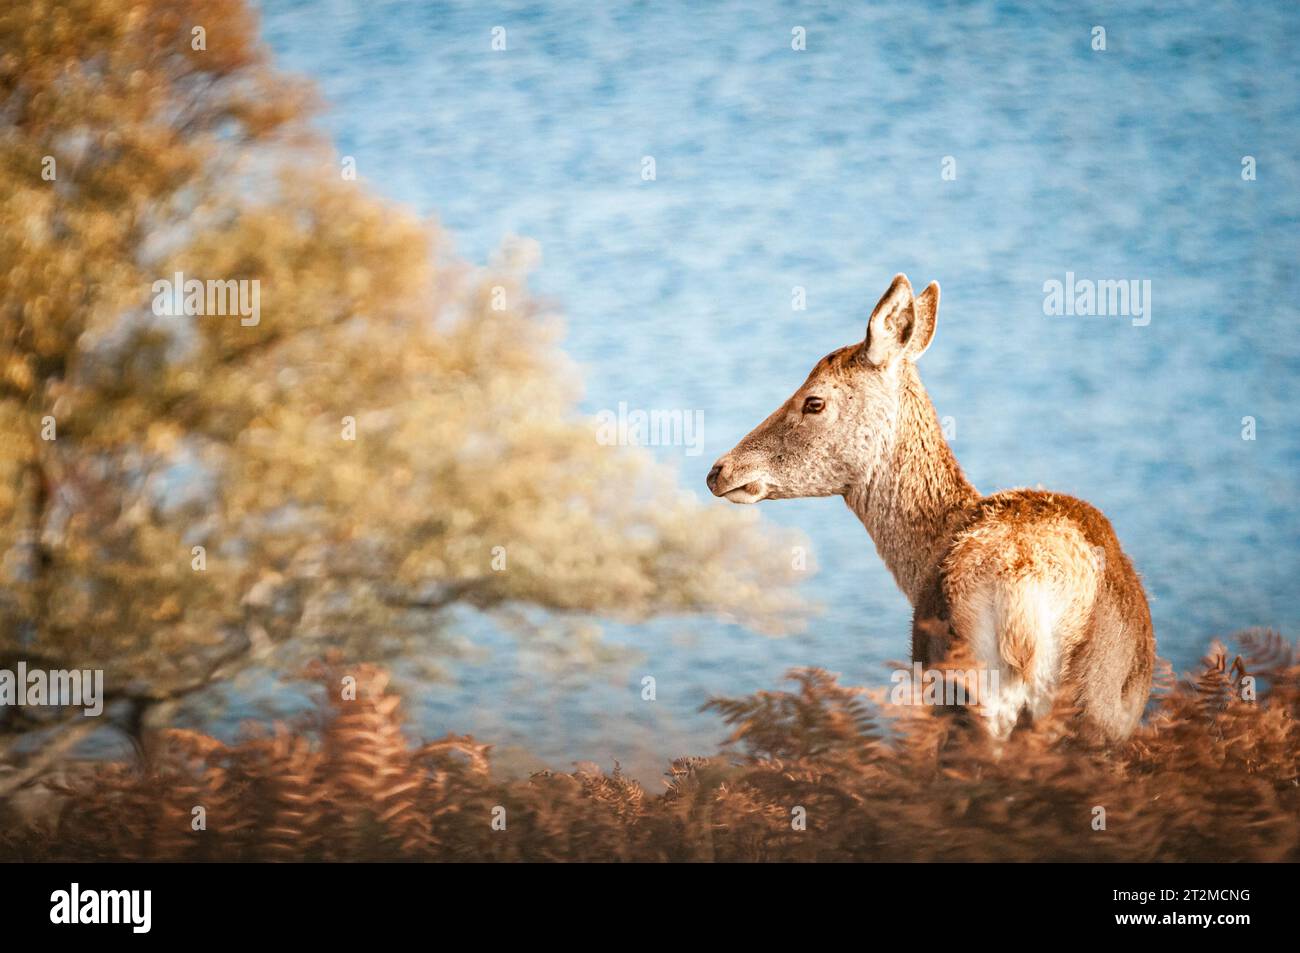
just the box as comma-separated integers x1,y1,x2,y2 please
802,396,826,415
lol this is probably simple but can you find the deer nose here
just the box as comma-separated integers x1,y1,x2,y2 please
706,463,723,494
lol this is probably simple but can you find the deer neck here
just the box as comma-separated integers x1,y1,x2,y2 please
844,365,978,604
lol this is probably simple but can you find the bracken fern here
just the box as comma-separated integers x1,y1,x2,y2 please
2,632,1295,862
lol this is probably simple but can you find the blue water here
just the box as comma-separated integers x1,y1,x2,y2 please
253,0,1300,779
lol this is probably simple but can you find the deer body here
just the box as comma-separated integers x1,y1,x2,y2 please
707,275,1154,742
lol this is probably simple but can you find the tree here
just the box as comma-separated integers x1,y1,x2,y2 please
0,0,807,788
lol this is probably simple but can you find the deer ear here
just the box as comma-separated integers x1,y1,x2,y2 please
908,281,940,360
864,273,916,366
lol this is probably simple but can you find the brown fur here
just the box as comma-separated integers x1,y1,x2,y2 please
708,274,1155,742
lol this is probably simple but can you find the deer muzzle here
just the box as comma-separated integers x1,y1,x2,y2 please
706,459,768,503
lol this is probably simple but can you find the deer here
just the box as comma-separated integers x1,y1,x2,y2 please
706,274,1155,743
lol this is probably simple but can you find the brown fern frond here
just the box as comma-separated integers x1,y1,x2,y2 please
6,641,1298,862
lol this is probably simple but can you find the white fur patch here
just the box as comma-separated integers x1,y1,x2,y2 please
967,580,1063,739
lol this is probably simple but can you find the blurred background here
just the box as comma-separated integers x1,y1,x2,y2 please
256,0,1299,774
2,0,1297,785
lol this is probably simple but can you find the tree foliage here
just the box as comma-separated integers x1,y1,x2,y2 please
0,0,806,770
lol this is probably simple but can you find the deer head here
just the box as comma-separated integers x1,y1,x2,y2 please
706,274,940,504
